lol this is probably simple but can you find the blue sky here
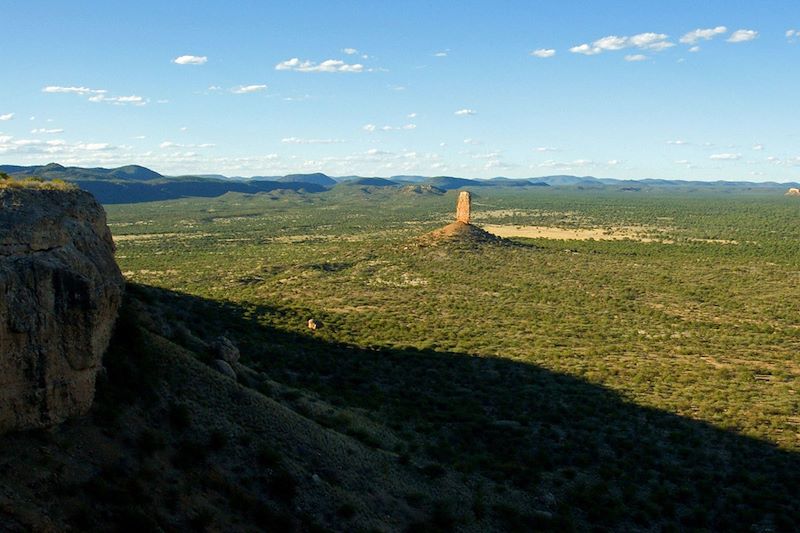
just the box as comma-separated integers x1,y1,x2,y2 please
1,1,798,180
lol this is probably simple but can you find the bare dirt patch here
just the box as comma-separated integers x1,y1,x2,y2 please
481,224,659,241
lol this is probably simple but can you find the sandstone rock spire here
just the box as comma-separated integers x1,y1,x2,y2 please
456,191,471,223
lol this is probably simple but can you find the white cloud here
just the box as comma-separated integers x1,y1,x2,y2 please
625,54,648,62
463,138,481,145
752,144,764,151
407,112,417,118
43,86,106,95
594,35,629,51
786,29,798,42
667,139,689,145
570,43,601,55
76,142,111,151
44,86,146,105
689,45,701,53
0,113,13,121
628,33,673,50
362,124,376,132
570,32,673,55
31,128,63,134
275,58,364,73
342,48,359,55
434,50,449,57
231,84,268,94
281,137,345,144
710,153,741,160
530,48,556,58
680,26,727,44
455,108,476,116
727,29,758,43
173,55,208,65
534,146,559,152
383,124,416,131
160,141,215,149
89,94,146,105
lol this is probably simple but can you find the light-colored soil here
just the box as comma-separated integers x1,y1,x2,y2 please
481,224,657,241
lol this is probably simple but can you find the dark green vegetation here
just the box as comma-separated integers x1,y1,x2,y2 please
2,183,798,531
101,186,800,530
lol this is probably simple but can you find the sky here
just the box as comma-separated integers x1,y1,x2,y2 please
1,0,799,181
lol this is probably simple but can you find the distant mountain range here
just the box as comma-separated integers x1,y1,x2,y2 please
1,163,797,204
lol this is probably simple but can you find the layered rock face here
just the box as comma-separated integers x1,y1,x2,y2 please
0,188,124,433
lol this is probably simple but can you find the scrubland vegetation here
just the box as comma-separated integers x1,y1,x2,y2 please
0,172,75,190
96,185,800,530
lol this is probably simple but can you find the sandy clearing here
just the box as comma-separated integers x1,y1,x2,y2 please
480,224,658,241
113,232,213,242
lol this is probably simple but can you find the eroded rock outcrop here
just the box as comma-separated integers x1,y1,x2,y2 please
456,191,471,223
0,187,124,433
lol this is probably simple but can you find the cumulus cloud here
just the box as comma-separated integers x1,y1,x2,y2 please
275,58,364,73
281,137,345,144
463,138,481,145
727,29,758,43
786,29,798,42
434,50,449,57
89,94,146,105
680,26,727,44
625,54,648,62
667,139,689,145
628,33,673,50
231,84,268,94
0,113,13,121
689,45,701,52
455,108,477,116
173,55,208,65
342,48,359,55
362,123,415,132
407,112,417,118
530,48,556,58
0,133,117,157
570,32,673,56
31,128,64,134
534,146,560,152
752,144,764,151
44,86,146,105
710,153,741,160
43,86,106,95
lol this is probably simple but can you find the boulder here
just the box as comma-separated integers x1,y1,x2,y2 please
307,318,320,330
785,187,800,197
213,359,237,379
212,336,240,364
0,187,124,433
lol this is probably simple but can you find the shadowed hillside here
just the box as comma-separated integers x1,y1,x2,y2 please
2,283,795,531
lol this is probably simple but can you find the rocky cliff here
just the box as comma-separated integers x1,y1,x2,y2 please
0,187,124,433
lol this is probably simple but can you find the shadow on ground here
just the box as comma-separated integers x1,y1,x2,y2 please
135,283,799,531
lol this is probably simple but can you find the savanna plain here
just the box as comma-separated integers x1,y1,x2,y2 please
101,185,799,530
